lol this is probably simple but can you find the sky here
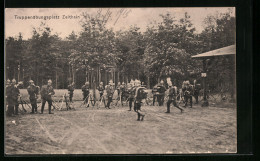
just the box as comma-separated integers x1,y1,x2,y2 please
5,7,235,40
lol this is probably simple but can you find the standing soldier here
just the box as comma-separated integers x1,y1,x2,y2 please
68,82,75,103
116,82,121,101
97,82,104,101
27,80,40,114
128,80,136,111
183,80,193,108
40,80,55,114
106,80,114,109
6,79,19,117
193,80,201,104
166,80,184,113
157,80,166,106
82,82,90,106
120,82,126,102
13,79,21,115
152,84,158,106
134,80,147,121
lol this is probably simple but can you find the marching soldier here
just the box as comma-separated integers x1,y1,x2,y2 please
128,80,136,111
6,79,20,117
157,80,166,106
40,80,55,114
27,80,40,114
166,80,184,113
97,82,104,101
106,80,114,109
68,82,75,103
193,80,201,104
134,80,147,121
183,80,193,108
82,82,90,106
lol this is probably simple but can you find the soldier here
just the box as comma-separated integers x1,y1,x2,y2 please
120,82,126,102
82,82,90,106
68,82,75,103
157,80,166,106
97,82,104,101
40,80,55,114
183,80,193,108
6,79,20,117
134,80,147,121
152,84,158,106
106,80,114,109
128,80,136,111
13,79,21,115
27,80,40,114
193,80,201,104
166,80,184,113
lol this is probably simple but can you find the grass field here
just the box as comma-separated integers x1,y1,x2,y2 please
5,89,237,154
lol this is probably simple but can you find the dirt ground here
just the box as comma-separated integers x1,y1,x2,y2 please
5,97,237,155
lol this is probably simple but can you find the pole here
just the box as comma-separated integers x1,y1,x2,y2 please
202,59,209,107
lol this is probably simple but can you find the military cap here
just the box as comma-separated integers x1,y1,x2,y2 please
12,79,16,83
48,79,52,83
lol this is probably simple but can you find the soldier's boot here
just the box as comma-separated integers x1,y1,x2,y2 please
137,113,140,121
30,107,35,114
49,104,54,114
166,103,170,113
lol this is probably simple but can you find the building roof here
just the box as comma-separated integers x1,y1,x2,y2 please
192,45,236,59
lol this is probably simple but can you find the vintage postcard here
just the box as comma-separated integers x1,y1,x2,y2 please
5,8,236,154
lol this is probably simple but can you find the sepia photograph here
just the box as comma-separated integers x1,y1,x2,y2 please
4,7,236,154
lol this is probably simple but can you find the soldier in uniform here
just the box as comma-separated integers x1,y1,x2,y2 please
6,79,20,117
116,82,121,96
5,79,11,116
152,84,158,106
128,80,136,111
68,82,75,103
134,80,147,121
82,82,90,106
97,82,104,101
40,80,55,114
13,79,21,115
193,80,201,104
157,80,166,106
106,80,115,109
183,80,193,108
166,80,184,113
120,82,126,102
27,80,40,114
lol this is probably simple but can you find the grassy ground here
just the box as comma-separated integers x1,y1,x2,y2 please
5,90,237,154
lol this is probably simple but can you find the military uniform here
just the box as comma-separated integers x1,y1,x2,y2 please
152,85,158,106
128,86,136,111
106,84,114,109
97,84,104,101
6,83,20,116
184,84,193,108
40,83,55,114
120,83,126,102
166,86,183,113
81,83,90,104
157,84,166,106
193,83,201,104
27,83,39,113
134,84,147,121
68,83,75,102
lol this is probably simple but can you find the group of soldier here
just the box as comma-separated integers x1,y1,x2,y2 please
6,79,55,117
5,77,201,121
